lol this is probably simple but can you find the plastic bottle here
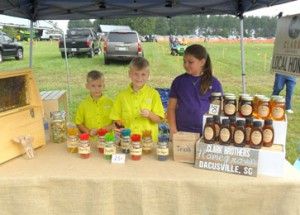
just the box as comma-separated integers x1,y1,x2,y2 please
250,121,263,149
233,120,246,147
213,115,221,141
263,120,274,147
43,114,50,143
203,117,215,144
78,133,90,159
219,119,231,145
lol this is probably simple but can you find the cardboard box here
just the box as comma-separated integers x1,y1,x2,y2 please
0,69,46,164
173,132,200,163
40,90,69,122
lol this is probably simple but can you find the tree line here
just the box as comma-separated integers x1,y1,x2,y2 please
68,15,278,38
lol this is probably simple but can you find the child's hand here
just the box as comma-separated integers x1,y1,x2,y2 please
89,129,98,136
140,109,150,118
114,128,122,137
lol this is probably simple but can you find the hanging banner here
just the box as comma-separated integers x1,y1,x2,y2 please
270,14,300,76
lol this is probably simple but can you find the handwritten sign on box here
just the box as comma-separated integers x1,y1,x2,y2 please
195,140,259,177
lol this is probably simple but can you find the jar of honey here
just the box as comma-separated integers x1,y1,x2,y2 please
271,97,285,121
210,92,222,113
142,130,152,154
253,94,265,117
239,96,253,118
224,95,237,116
257,97,270,120
222,93,235,112
238,93,250,114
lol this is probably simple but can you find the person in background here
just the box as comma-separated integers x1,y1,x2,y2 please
110,57,165,142
75,70,114,137
167,44,223,139
272,73,297,114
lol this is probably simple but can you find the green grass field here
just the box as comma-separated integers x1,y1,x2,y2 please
1,40,299,164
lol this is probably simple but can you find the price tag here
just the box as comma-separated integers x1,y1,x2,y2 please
208,103,220,115
111,154,126,164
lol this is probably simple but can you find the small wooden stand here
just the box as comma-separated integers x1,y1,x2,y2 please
0,68,46,164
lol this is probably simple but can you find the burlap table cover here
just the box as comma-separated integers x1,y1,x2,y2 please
0,143,299,215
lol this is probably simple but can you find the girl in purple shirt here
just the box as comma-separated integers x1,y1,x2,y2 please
168,44,223,138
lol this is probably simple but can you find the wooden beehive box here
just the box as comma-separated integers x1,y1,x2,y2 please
0,68,46,164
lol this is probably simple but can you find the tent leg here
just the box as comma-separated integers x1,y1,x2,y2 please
29,21,33,68
63,31,72,121
240,17,246,94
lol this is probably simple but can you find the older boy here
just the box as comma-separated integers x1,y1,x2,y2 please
110,57,165,142
75,70,114,136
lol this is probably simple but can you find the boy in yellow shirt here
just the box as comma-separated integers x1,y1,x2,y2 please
75,70,114,136
110,57,165,142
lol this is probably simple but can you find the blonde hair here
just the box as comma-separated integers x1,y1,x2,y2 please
129,57,149,71
87,70,104,82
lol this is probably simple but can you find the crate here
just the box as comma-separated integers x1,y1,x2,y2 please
40,90,69,122
0,69,46,164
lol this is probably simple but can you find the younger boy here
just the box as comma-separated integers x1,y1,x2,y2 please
110,57,165,142
75,70,114,136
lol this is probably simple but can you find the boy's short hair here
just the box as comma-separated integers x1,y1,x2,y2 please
129,57,149,71
87,70,104,82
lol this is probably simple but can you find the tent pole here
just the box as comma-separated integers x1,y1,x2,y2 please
63,31,72,121
240,16,246,94
29,21,33,68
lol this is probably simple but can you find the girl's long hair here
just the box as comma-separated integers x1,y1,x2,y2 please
184,44,212,95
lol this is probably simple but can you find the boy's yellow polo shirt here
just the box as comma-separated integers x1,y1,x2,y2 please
75,94,113,130
110,84,165,142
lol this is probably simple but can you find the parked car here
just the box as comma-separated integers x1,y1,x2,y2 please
58,28,101,58
104,30,143,64
0,31,24,63
38,29,62,41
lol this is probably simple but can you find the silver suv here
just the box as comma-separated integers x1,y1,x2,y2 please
104,30,143,64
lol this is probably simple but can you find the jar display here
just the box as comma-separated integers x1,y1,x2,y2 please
203,117,215,144
263,120,274,147
250,121,263,149
78,133,90,159
97,128,108,153
271,97,285,121
121,129,131,154
104,133,116,160
130,134,142,161
142,130,153,154
233,120,246,147
239,96,253,118
219,119,231,145
50,111,67,143
157,134,169,161
224,95,237,116
257,97,270,120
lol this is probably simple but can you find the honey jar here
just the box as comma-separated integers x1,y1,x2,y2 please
224,95,236,116
271,97,285,121
257,97,270,120
239,96,253,118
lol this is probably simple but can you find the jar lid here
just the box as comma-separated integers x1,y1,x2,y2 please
273,97,285,103
246,117,253,123
239,93,250,97
236,120,245,126
254,94,265,98
253,121,262,127
222,119,230,124
211,92,222,96
121,129,131,136
242,96,253,101
206,117,214,123
259,97,270,102
79,133,89,140
223,93,235,97
225,95,236,100
264,119,273,126
98,128,108,136
131,134,141,142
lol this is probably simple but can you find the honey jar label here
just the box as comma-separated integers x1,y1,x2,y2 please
220,128,230,142
97,141,105,148
78,146,90,154
142,137,153,150
263,129,273,143
104,147,116,155
224,104,236,115
271,107,284,119
251,132,262,145
204,127,214,140
157,148,169,156
131,148,142,156
241,105,252,116
234,130,244,144
258,106,270,117
67,139,78,148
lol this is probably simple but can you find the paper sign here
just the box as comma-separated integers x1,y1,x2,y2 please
208,103,220,115
111,154,126,164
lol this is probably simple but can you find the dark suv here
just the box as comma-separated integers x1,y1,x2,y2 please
104,30,143,64
0,32,24,63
